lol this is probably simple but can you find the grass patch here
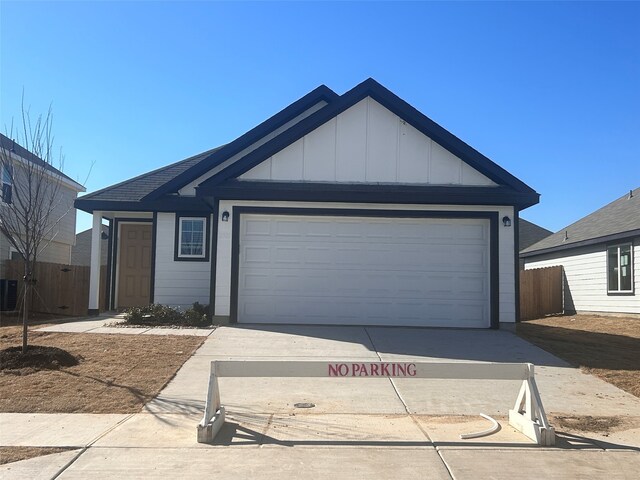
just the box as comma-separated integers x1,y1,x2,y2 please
517,314,640,397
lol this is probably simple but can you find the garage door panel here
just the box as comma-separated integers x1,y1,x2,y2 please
244,219,271,236
244,246,270,264
457,275,487,295
238,214,491,327
242,273,271,290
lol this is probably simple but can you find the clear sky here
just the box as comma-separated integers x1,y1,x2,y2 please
1,1,638,234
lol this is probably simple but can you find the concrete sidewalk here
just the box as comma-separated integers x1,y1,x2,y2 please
35,315,216,336
2,325,640,479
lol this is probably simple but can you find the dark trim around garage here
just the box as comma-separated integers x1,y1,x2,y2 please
229,206,500,329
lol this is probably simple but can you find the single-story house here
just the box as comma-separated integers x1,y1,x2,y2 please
518,219,552,269
521,188,639,314
75,78,539,328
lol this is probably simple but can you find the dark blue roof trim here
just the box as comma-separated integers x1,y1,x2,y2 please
141,85,339,201
198,180,538,209
198,78,538,197
74,195,211,214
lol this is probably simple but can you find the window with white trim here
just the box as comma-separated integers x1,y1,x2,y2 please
178,217,205,258
1,164,12,204
607,243,633,293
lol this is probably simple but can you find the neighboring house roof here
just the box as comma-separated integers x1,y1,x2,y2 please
71,225,109,266
76,78,539,214
521,187,640,257
0,133,85,192
519,219,552,252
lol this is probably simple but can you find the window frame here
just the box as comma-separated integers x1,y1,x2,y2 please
1,164,12,205
606,242,634,295
174,214,210,262
9,246,21,261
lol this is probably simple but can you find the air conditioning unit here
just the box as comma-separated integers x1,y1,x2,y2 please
0,279,18,311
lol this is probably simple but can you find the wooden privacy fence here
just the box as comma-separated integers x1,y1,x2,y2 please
520,266,563,321
3,260,106,317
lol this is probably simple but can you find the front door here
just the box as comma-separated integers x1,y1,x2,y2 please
118,223,152,309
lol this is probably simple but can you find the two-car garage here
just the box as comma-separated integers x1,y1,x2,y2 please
232,208,498,328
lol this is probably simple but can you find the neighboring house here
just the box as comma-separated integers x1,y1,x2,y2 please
518,219,552,269
521,188,639,314
75,78,539,328
0,133,85,279
71,225,109,266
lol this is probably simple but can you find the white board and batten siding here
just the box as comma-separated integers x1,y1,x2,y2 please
153,212,211,308
177,100,329,196
524,239,640,314
214,201,516,325
240,97,498,186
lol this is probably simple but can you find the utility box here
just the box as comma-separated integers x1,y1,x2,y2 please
0,279,18,311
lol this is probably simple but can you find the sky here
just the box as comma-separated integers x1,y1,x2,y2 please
1,1,638,234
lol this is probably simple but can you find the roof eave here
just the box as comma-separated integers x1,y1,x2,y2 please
197,181,539,209
520,228,640,258
74,195,212,215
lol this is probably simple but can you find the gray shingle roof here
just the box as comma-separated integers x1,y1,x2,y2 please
77,146,223,203
519,219,552,252
521,187,640,256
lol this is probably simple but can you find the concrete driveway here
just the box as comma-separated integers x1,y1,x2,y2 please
5,325,640,479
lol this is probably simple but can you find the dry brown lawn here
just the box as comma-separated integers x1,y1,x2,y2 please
0,326,206,413
0,447,76,465
516,314,640,398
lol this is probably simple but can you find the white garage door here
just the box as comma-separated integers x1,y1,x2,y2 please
237,214,491,327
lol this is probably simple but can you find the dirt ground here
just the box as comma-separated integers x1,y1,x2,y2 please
0,325,205,413
516,314,640,398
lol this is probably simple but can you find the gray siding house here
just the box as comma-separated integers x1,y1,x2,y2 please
0,133,85,279
75,79,539,328
521,188,639,314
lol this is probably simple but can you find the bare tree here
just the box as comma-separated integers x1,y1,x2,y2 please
0,100,69,353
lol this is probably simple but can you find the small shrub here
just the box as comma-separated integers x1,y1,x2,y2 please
123,303,211,327
182,310,208,327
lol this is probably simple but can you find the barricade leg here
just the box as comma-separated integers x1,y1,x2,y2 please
508,364,555,446
197,363,226,443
